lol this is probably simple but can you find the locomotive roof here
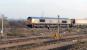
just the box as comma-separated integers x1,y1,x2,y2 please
28,17,68,19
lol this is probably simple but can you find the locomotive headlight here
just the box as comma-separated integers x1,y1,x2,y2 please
32,19,36,23
32,19,38,23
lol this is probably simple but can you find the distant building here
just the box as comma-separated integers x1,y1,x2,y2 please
75,19,87,25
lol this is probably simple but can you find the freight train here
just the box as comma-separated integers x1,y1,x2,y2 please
26,17,76,28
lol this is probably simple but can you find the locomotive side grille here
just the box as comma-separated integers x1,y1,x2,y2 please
40,19,45,22
62,20,67,23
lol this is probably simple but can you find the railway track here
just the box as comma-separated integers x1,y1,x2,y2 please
0,35,50,44
30,39,87,50
0,33,83,44
0,34,87,50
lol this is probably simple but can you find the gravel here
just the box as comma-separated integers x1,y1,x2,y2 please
68,42,87,50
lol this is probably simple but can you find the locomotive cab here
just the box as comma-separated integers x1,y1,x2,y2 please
70,19,75,27
26,17,33,28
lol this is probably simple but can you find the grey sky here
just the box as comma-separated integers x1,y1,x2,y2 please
0,0,87,19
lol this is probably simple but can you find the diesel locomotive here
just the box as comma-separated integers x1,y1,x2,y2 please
26,17,76,28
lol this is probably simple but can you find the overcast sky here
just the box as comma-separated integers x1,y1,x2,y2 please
0,0,87,19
